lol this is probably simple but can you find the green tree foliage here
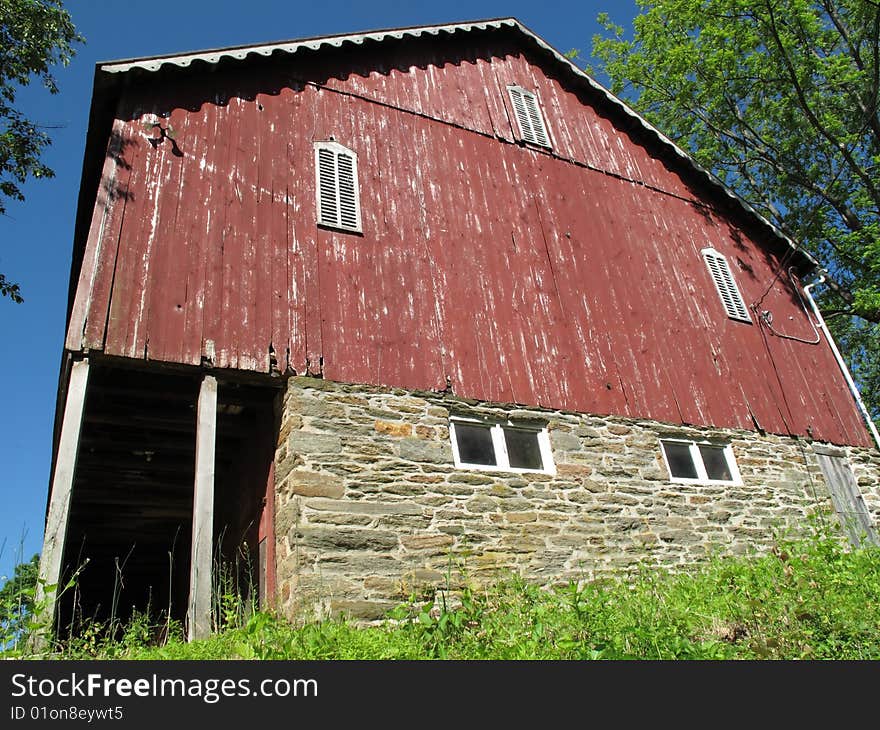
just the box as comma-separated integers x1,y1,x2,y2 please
0,553,39,648
591,0,880,420
0,0,82,302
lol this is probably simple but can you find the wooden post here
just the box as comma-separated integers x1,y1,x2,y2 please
258,458,276,610
35,357,90,643
187,374,217,641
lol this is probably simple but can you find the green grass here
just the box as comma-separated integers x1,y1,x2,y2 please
8,528,880,660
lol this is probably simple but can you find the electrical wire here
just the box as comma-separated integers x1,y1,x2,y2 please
753,268,821,345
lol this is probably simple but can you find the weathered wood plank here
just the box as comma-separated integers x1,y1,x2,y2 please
36,358,90,638
815,451,879,547
144,103,188,365
187,374,217,641
178,80,219,367
284,84,308,373
258,458,276,609
253,91,274,374
81,115,139,352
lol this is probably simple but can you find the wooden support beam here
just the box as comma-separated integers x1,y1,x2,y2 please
258,458,276,610
187,374,217,641
35,358,90,644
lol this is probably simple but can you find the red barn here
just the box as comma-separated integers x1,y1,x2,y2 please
40,18,879,638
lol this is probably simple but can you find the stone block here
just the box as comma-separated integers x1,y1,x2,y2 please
497,497,533,512
375,420,414,438
307,512,374,526
330,600,398,621
283,470,345,498
505,511,538,523
275,450,304,483
364,576,399,593
436,524,465,535
305,498,423,516
402,569,445,585
518,523,561,537
503,537,545,553
607,425,632,436
335,394,370,406
289,431,343,455
556,463,593,477
609,517,643,532
509,409,547,420
566,490,597,506
627,433,660,449
639,466,668,481
364,407,409,421
277,415,300,447
657,529,699,544
376,514,432,529
583,480,609,493
275,501,301,537
472,551,516,568
433,483,476,496
409,474,446,484
414,425,437,439
399,439,452,464
400,534,455,550
292,526,399,551
319,553,402,573
290,376,341,392
449,472,495,485
416,495,454,507
296,396,346,419
466,495,497,513
550,431,582,451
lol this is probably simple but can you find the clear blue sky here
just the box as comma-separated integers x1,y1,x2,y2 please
0,0,634,581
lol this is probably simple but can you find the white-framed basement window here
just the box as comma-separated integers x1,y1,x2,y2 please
701,247,751,323
660,438,742,485
507,85,552,148
449,418,556,475
314,140,362,232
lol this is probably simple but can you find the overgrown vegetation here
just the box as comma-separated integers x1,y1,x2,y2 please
0,552,39,651
4,528,879,660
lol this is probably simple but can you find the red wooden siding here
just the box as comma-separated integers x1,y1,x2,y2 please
66,39,872,447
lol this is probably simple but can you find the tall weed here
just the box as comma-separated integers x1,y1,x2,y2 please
7,528,879,660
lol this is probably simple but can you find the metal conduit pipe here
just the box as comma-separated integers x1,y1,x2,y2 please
802,276,880,451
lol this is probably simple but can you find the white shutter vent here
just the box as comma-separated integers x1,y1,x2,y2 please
314,141,362,232
701,248,751,323
507,85,551,148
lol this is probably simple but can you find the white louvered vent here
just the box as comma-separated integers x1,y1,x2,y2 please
314,141,361,232
701,248,751,323
507,85,551,148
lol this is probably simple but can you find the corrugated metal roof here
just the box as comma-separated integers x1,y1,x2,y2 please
98,18,521,73
93,16,818,270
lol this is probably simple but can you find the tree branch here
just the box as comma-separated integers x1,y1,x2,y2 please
819,0,880,148
763,0,880,207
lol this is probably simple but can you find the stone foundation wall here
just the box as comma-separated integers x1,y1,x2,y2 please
273,377,880,621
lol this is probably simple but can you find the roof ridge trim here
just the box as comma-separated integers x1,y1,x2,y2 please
97,17,518,74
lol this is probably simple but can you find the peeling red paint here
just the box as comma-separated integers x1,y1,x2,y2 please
66,39,872,447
